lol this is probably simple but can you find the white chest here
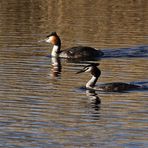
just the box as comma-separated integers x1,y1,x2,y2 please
86,76,97,88
51,45,59,57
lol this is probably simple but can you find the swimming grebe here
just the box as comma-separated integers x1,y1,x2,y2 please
77,63,141,92
44,32,104,59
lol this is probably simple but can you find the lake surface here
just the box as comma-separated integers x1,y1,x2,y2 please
0,0,148,147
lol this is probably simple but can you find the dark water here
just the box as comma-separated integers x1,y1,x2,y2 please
0,0,148,147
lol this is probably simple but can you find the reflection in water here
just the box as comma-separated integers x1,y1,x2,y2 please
86,89,101,111
1,0,147,48
50,57,62,78
0,0,148,148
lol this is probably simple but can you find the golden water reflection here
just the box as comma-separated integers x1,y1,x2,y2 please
0,0,148,49
0,0,148,147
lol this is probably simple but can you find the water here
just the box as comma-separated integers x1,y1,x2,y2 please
0,0,148,147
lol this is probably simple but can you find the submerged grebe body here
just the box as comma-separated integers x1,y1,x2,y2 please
44,32,104,59
77,63,141,92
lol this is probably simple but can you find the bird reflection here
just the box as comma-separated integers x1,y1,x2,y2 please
50,57,62,78
86,89,101,111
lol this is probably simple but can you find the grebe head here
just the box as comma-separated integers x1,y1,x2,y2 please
45,32,60,46
44,32,61,57
77,63,101,77
77,63,101,89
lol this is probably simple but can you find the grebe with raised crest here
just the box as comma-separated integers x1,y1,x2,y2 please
43,32,104,59
77,63,141,92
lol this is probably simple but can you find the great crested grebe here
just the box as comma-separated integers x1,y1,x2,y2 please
77,63,141,92
43,32,104,59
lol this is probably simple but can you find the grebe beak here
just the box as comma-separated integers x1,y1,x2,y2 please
76,69,85,74
38,39,46,43
38,37,51,43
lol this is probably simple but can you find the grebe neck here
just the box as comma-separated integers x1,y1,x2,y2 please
51,35,61,57
86,76,99,89
51,45,60,57
86,67,101,89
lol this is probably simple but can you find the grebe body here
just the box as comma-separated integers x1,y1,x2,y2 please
77,63,141,92
44,32,104,59
95,82,140,92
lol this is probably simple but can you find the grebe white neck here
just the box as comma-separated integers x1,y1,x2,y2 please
51,45,60,57
86,76,98,88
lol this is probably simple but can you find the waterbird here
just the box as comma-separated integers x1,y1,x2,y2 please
42,32,104,59
76,63,141,92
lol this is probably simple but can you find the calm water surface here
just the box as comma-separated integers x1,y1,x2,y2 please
0,0,148,148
